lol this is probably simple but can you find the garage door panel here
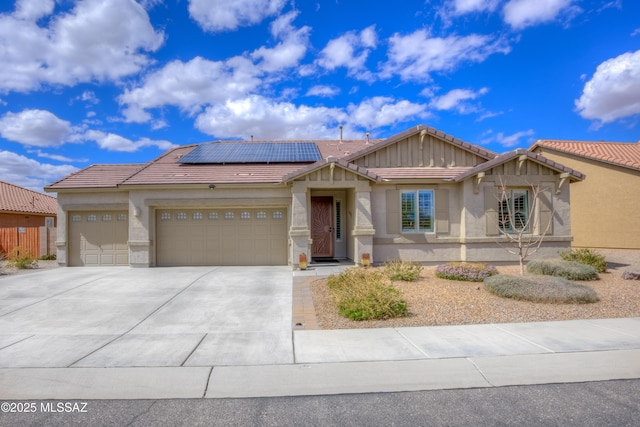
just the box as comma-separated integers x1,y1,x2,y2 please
69,211,128,266
156,208,287,266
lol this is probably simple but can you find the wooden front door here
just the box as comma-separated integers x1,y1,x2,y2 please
311,197,333,258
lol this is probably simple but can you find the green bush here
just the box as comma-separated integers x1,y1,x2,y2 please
527,259,598,281
383,258,423,281
327,268,408,321
559,248,607,273
435,262,498,282
39,253,57,261
484,274,599,304
7,246,38,270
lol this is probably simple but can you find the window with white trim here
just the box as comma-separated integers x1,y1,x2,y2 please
401,190,434,233
499,189,529,232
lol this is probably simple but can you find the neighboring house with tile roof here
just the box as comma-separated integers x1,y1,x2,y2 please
45,125,583,267
530,139,640,250
0,180,57,228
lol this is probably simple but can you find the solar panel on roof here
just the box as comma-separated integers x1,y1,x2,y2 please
179,142,322,164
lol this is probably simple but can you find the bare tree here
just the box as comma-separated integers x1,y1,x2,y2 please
496,176,554,276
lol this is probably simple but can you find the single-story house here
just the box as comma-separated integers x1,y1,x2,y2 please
0,180,57,228
530,138,640,250
45,125,583,267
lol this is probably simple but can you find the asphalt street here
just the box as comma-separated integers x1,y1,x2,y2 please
1,379,639,427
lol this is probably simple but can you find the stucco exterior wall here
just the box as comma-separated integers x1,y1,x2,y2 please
533,149,640,249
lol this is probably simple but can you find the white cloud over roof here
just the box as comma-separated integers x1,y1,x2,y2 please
575,49,640,125
382,29,510,81
0,0,164,93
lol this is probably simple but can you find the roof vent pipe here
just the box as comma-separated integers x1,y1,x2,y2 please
365,131,370,144
339,125,343,142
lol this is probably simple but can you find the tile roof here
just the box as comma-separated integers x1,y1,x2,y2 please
1,180,57,215
282,158,381,182
454,149,585,182
46,164,145,190
530,139,640,171
369,167,473,180
344,124,498,162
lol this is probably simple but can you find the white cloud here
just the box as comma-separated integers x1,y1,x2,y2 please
575,50,640,125
194,95,347,139
306,85,340,97
119,13,311,122
251,11,311,72
28,149,87,163
119,56,262,121
0,149,78,192
194,95,428,139
83,130,176,153
346,97,429,129
14,0,54,20
188,0,286,32
316,25,378,79
503,0,580,29
382,29,510,81
449,0,501,15
0,109,74,147
632,28,640,37
495,129,535,147
430,87,489,112
0,0,164,93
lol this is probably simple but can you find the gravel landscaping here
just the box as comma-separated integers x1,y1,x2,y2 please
311,250,640,330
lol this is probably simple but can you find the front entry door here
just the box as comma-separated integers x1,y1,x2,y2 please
311,197,333,258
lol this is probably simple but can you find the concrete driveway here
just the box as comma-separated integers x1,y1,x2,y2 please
0,266,293,368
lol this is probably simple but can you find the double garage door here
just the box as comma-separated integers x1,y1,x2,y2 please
156,208,287,266
68,211,129,266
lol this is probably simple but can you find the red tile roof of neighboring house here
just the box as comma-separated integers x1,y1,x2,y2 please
530,139,640,171
0,180,57,215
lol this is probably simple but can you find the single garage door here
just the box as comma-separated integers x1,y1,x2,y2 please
68,211,129,266
156,208,287,266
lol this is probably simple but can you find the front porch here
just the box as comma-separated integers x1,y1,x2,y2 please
285,159,378,269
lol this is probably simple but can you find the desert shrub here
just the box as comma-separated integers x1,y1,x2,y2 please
40,253,57,261
527,259,598,281
327,268,408,321
7,246,38,270
435,262,498,282
559,248,607,273
484,274,599,304
384,258,423,281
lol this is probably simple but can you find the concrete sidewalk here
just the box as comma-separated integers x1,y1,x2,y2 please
2,317,639,399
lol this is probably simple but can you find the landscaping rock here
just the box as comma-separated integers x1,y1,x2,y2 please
622,268,640,280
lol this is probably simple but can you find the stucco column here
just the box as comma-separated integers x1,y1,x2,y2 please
55,203,67,266
352,185,375,265
289,182,311,267
128,193,151,267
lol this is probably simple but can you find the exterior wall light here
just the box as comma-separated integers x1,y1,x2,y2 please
362,253,371,267
208,184,216,190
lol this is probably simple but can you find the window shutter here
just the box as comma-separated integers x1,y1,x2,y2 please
435,189,449,235
484,186,499,236
538,186,553,235
386,189,400,234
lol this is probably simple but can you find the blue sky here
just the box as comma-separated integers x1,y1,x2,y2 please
1,0,639,192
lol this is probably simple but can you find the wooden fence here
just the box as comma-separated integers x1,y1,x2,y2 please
0,227,56,258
